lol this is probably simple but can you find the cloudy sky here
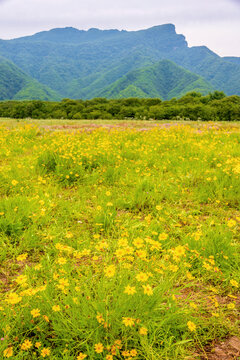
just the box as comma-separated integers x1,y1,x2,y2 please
0,0,239,56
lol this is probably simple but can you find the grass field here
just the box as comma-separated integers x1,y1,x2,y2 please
0,119,239,359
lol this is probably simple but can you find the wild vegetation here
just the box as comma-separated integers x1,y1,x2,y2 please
0,91,239,121
0,120,239,359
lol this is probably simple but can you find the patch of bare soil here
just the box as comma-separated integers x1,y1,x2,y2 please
0,260,32,293
200,336,240,360
174,284,240,359
0,271,11,292
41,122,180,132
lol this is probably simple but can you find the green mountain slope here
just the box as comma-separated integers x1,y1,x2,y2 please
0,24,239,99
0,56,61,101
66,49,159,99
98,60,214,100
223,57,240,65
166,47,240,96
0,24,186,96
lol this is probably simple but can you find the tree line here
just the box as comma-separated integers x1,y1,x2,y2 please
0,91,239,121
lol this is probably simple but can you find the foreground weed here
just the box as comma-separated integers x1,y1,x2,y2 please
0,122,239,359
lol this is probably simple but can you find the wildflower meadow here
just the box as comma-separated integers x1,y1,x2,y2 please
0,120,239,359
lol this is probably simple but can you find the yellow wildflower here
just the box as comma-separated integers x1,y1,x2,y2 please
104,265,116,278
34,264,42,270
21,339,32,350
139,327,148,335
3,347,13,358
96,313,104,324
174,245,185,257
187,321,196,332
130,349,137,357
77,353,87,359
158,233,168,240
227,219,236,228
43,315,49,322
122,317,135,327
31,308,40,318
186,272,195,280
65,232,73,238
6,292,22,305
11,180,18,186
230,279,238,288
142,284,153,296
124,285,136,295
16,253,28,261
136,272,149,282
41,348,51,357
133,238,144,248
15,275,28,285
94,343,104,353
136,249,147,258
57,257,67,265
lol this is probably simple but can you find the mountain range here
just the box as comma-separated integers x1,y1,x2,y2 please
0,24,240,101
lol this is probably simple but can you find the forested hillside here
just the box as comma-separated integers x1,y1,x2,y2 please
0,57,61,101
0,24,240,100
98,60,214,99
223,57,240,65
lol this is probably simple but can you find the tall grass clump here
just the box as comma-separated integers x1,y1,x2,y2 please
0,121,239,359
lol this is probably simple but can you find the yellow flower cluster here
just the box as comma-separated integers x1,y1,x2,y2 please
0,122,239,359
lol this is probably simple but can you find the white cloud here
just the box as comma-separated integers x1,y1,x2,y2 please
0,0,239,56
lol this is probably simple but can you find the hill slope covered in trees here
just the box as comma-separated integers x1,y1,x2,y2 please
98,60,214,99
0,24,240,100
0,56,61,101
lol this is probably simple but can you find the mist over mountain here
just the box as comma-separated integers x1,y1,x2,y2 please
0,24,239,101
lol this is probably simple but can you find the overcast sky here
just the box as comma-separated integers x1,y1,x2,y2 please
0,0,239,56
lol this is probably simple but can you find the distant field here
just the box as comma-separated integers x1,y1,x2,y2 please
0,120,239,359
1,118,240,129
